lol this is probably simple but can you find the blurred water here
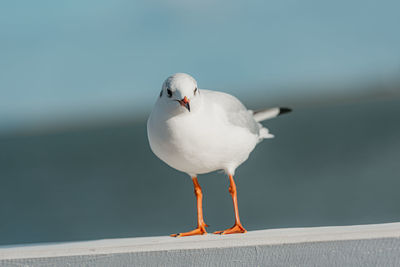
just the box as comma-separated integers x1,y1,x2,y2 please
0,97,400,246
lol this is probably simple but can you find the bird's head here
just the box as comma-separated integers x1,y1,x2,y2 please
159,73,200,113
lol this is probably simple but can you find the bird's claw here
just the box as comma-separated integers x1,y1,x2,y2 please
214,223,247,235
171,224,208,237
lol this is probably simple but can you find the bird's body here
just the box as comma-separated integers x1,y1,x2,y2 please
148,89,273,176
147,73,291,237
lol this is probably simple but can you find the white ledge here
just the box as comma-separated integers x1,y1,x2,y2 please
1,222,400,266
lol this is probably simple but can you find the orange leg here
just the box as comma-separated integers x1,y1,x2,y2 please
171,177,208,237
214,174,247,235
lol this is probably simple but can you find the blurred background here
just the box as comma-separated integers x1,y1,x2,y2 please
1,0,400,246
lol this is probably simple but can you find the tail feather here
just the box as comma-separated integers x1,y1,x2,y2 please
253,107,292,122
259,127,274,139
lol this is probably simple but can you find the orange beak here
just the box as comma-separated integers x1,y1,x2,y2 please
178,96,190,112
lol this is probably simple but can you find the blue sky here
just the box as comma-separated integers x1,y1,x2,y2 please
1,0,400,131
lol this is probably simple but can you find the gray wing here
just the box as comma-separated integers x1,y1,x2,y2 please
201,90,260,135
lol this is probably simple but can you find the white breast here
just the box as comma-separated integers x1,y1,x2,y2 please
147,91,260,176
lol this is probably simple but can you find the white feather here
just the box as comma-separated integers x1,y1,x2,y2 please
147,73,285,177
253,108,281,122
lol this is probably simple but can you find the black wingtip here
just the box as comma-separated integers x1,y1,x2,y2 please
279,107,292,115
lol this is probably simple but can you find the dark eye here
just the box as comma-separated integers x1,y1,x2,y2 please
167,89,172,98
194,87,198,95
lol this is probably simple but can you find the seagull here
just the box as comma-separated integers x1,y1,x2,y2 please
147,73,291,237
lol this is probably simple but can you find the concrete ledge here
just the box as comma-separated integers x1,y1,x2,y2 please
1,222,400,266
